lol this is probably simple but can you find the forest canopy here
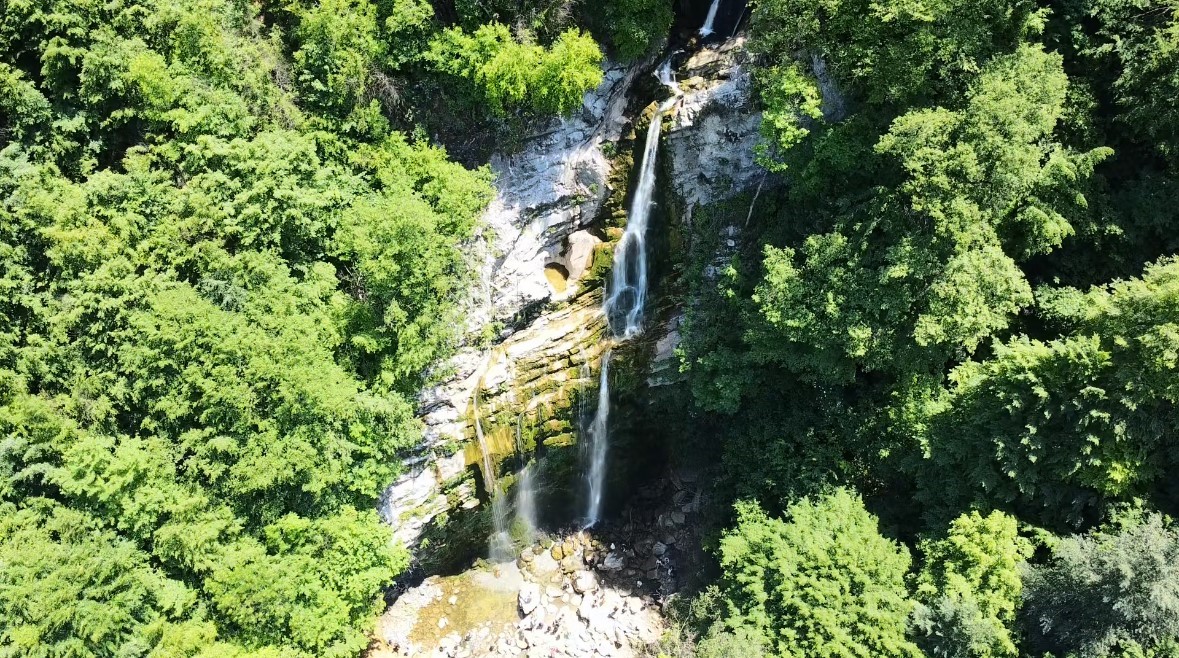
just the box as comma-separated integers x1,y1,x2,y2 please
4,0,1179,654
674,0,1179,656
0,0,515,653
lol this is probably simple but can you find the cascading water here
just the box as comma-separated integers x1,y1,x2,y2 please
584,58,682,527
604,58,681,339
473,375,515,562
582,350,612,527
699,0,721,37
474,53,688,556
514,463,538,545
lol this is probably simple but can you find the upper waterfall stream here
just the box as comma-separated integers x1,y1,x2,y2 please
699,0,721,36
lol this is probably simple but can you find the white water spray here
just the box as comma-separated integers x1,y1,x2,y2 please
699,0,720,37
474,376,515,562
514,463,538,545
583,350,612,527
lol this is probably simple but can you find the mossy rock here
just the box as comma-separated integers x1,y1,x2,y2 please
542,433,577,448
543,419,570,433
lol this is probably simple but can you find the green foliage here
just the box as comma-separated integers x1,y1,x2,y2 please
594,0,674,61
921,259,1179,524
710,489,922,658
0,0,493,653
678,0,1179,657
380,0,436,68
1063,0,1179,164
427,23,603,116
756,62,824,170
913,511,1033,658
0,501,210,657
292,0,384,123
748,45,1107,384
1023,512,1179,658
751,0,1047,107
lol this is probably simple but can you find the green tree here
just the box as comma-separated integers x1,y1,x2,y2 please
594,0,673,61
751,0,1047,108
748,46,1108,384
0,0,492,652
921,259,1179,524
1023,512,1179,658
710,489,922,658
427,23,603,116
1062,0,1179,164
913,511,1033,658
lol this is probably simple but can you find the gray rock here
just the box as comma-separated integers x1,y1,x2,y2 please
519,583,540,617
600,552,625,572
572,571,598,594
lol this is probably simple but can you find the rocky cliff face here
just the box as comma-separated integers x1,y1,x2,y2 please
380,37,767,557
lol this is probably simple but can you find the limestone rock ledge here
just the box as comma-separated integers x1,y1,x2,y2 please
381,36,771,553
666,36,764,211
378,56,646,548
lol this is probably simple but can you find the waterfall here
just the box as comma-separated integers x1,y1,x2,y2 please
699,0,720,37
473,369,515,562
474,386,515,563
656,57,683,96
582,57,682,527
604,58,681,339
583,350,612,527
514,463,538,545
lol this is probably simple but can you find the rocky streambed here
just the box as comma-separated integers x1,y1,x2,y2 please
369,473,707,657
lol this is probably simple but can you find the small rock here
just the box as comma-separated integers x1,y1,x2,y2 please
550,543,565,561
651,542,667,556
438,617,449,629
671,511,686,525
572,571,597,594
448,595,458,606
600,552,625,572
560,554,581,574
519,583,540,617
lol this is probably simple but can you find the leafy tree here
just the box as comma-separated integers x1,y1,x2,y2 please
748,46,1108,384
709,489,922,658
292,0,384,123
595,0,673,61
427,23,603,116
0,0,493,652
1060,0,1179,164
1023,512,1179,658
913,511,1033,658
751,0,1047,108
921,259,1179,524
0,501,221,658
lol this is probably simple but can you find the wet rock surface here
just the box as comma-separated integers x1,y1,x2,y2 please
369,473,707,658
